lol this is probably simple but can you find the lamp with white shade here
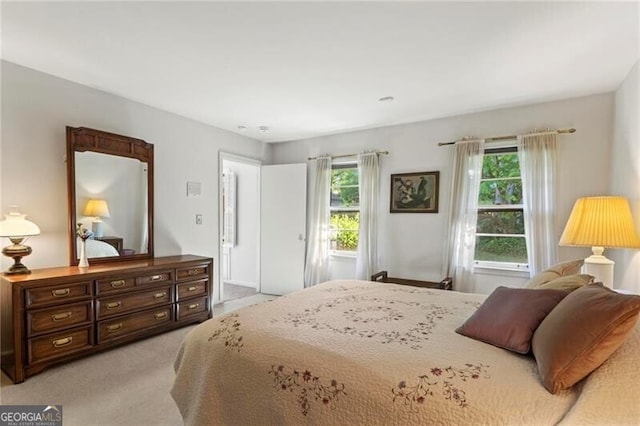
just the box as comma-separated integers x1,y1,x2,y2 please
84,199,110,238
559,196,640,288
0,206,41,275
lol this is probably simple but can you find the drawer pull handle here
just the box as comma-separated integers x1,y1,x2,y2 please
187,286,198,292
105,301,122,310
150,275,162,281
107,323,123,333
188,303,199,310
53,337,73,348
188,269,199,276
153,292,167,299
52,288,70,297
51,312,72,321
110,280,126,288
155,312,168,320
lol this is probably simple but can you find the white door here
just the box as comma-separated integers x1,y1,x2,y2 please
260,163,307,295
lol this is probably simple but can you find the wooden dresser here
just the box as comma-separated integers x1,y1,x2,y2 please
1,255,213,383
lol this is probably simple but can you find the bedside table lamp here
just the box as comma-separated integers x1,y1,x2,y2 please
0,206,41,275
559,196,640,288
84,199,110,238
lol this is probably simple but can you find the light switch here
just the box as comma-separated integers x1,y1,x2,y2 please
196,214,203,225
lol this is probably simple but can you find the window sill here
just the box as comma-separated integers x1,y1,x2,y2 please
330,251,357,259
473,262,530,279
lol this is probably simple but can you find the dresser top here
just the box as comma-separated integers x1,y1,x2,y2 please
1,255,212,284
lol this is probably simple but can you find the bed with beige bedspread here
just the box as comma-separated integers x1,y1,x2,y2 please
171,280,640,425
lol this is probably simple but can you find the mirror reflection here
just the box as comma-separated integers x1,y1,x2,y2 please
74,151,149,259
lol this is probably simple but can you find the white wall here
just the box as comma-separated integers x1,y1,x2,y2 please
2,59,630,295
272,93,615,293
222,159,260,288
0,61,270,285
610,61,640,293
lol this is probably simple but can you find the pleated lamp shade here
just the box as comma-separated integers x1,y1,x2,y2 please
559,196,640,249
559,196,640,288
83,199,111,218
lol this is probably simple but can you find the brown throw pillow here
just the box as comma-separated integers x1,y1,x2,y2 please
532,284,640,394
536,274,594,292
456,286,568,354
525,259,584,288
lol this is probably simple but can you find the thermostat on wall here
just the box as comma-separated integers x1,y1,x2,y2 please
187,181,202,197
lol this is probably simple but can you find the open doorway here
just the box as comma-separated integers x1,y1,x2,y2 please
218,152,261,302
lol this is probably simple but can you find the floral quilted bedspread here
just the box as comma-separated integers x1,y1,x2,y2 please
171,280,639,425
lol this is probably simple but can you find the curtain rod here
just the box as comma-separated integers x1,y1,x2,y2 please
437,127,576,147
307,150,389,161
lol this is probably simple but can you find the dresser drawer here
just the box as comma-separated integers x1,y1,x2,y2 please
137,271,172,286
176,279,208,300
97,307,173,343
96,286,172,319
27,326,93,365
177,296,209,320
27,301,93,337
25,281,92,308
95,276,136,295
176,264,210,282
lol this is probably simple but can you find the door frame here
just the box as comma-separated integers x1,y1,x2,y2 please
217,151,262,303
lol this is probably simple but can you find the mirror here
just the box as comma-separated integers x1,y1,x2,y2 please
67,126,154,265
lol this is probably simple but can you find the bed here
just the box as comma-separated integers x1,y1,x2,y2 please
77,237,120,258
171,279,640,425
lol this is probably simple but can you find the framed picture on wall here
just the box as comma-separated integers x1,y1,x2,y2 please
390,171,440,213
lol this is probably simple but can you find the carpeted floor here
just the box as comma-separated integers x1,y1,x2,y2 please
223,283,257,301
0,293,275,426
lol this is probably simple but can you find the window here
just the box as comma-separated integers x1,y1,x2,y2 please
329,163,359,253
474,146,528,269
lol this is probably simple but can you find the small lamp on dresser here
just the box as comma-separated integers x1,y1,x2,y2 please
84,199,110,238
0,206,41,275
559,196,640,288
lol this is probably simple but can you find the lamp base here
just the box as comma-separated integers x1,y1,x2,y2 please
2,242,33,275
92,220,104,238
4,262,32,275
583,246,614,288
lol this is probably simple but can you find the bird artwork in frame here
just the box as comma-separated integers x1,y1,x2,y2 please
390,171,440,213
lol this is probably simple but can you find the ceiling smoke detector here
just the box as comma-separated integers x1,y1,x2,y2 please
258,126,270,133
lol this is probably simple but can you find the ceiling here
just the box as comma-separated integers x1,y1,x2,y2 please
2,2,638,143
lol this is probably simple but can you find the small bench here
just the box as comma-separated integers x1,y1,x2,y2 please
371,271,453,291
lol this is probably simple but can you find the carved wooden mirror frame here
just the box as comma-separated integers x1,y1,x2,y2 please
66,126,154,265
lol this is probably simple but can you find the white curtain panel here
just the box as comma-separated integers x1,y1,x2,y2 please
304,156,332,287
443,140,485,292
517,133,558,275
356,152,381,280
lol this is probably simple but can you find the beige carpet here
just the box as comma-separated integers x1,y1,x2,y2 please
222,283,257,301
0,293,275,426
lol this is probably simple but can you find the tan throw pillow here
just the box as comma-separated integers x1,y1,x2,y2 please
525,259,584,288
536,274,594,292
456,286,568,354
531,284,640,394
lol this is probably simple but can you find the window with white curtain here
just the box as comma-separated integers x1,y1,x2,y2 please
474,144,529,271
329,162,359,254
